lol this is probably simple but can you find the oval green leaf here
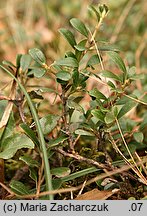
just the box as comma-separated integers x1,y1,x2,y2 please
86,54,101,68
70,18,89,37
91,109,105,122
117,101,136,119
56,71,71,81
29,48,46,65
104,111,115,124
59,28,76,48
19,155,39,167
39,114,60,135
20,54,32,72
89,88,107,100
55,57,78,68
88,5,100,22
0,134,34,159
108,51,126,74
133,132,144,143
101,70,121,82
51,167,71,178
10,180,30,195
28,68,47,78
48,136,68,148
75,129,94,136
74,39,87,51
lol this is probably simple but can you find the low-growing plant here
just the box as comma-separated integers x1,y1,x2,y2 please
0,3,147,200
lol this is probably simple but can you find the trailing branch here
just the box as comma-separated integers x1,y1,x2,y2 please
55,147,111,170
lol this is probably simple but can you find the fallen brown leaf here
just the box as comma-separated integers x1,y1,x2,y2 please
74,188,119,200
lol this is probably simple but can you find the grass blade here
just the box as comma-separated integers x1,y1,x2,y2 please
0,65,53,200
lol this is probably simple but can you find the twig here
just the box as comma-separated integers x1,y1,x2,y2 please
0,182,15,196
60,89,75,153
54,148,110,170
124,92,147,106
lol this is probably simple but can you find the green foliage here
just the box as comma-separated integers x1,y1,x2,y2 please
0,134,34,159
70,18,89,37
55,57,78,68
0,2,146,200
20,54,32,72
39,114,59,135
29,48,46,65
10,180,30,195
59,28,76,48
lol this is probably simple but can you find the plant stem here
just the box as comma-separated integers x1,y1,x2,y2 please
0,65,53,199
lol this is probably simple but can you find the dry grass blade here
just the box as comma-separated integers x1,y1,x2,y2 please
0,79,17,129
115,118,147,185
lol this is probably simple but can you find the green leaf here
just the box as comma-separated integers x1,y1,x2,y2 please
29,48,46,65
89,88,107,100
52,179,62,190
105,111,115,124
117,101,136,119
116,95,133,105
40,114,59,135
0,134,34,159
20,123,40,147
56,71,71,81
88,5,100,22
20,54,32,71
86,54,101,68
91,109,105,122
51,167,71,178
16,54,22,67
70,18,89,37
55,57,78,68
29,167,38,183
113,106,119,117
65,51,76,58
108,51,127,74
101,70,121,82
2,60,16,68
74,39,87,51
19,155,39,167
61,167,100,182
59,28,76,48
98,44,120,52
72,69,79,87
28,67,47,78
107,80,116,89
75,129,94,136
133,132,144,143
67,100,84,112
48,136,68,148
140,113,147,130
10,180,30,195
